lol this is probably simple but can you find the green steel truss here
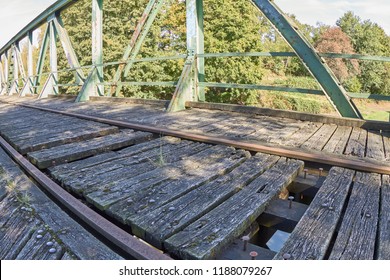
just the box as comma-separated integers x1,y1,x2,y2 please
1,0,390,118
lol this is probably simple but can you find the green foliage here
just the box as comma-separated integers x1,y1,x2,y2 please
337,11,390,95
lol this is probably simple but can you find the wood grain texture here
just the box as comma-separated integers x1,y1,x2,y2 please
366,131,385,160
329,172,381,260
283,122,322,147
165,158,303,260
379,175,390,260
131,153,280,248
300,124,337,151
344,127,367,158
274,167,355,260
28,130,152,169
322,126,352,154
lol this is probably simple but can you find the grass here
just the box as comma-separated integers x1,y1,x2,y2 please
353,99,390,122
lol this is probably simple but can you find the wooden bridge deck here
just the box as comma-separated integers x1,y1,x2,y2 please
0,95,389,260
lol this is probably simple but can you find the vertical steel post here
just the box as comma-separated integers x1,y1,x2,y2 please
92,0,104,96
9,45,19,95
76,0,103,101
35,24,50,93
20,32,34,97
196,0,205,101
49,20,59,95
0,60,4,95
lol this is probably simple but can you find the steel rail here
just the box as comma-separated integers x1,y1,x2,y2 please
0,135,172,260
2,99,390,175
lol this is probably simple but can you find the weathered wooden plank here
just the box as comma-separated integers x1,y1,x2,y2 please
49,136,181,178
15,231,63,260
378,175,390,260
0,208,39,259
165,158,303,260
329,172,381,260
28,130,153,169
322,126,352,154
366,131,385,160
59,141,209,194
384,134,390,161
91,145,244,214
300,124,337,151
283,122,322,147
0,148,123,260
274,167,355,260
16,125,119,154
131,153,280,248
61,252,77,260
344,127,367,158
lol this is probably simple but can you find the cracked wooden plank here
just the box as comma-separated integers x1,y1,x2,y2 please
274,167,355,260
28,130,152,169
329,172,381,260
131,153,280,248
344,127,367,158
300,124,337,151
366,131,385,160
165,158,303,260
322,126,352,155
103,147,250,224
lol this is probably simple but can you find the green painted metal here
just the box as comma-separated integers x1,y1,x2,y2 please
15,43,26,79
347,92,390,101
49,20,59,95
20,32,34,96
198,51,296,58
34,24,50,93
118,81,177,87
320,53,390,62
1,52,9,95
251,0,361,118
38,73,54,99
76,0,103,102
167,56,196,112
199,82,324,95
196,0,205,101
9,45,20,95
53,15,85,84
76,67,97,102
111,0,164,97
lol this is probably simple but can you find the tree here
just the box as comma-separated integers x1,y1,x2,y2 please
337,12,390,95
314,27,360,88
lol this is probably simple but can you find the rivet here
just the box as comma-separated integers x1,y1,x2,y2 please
49,248,57,254
282,253,291,260
149,199,156,203
169,207,175,211
36,235,43,239
365,213,371,218
46,241,54,246
328,206,334,211
288,196,294,209
321,203,328,208
242,236,250,251
250,251,258,260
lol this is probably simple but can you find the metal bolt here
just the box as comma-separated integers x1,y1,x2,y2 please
49,248,57,254
36,235,43,239
242,236,250,252
365,213,371,218
37,229,44,234
282,253,291,260
303,169,308,179
288,196,294,209
319,168,323,177
168,206,175,211
328,206,334,211
250,251,258,260
149,199,156,204
46,242,54,246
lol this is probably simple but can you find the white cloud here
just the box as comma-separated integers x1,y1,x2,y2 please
275,0,390,34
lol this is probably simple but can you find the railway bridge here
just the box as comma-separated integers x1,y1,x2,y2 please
0,0,389,260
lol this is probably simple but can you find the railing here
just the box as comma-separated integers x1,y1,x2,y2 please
0,0,389,119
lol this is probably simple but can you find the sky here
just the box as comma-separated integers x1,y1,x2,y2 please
0,0,389,49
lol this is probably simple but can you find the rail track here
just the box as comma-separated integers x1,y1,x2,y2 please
0,96,389,260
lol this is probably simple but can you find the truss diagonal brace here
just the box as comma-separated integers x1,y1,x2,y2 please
251,0,361,119
53,14,85,84
110,0,164,96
